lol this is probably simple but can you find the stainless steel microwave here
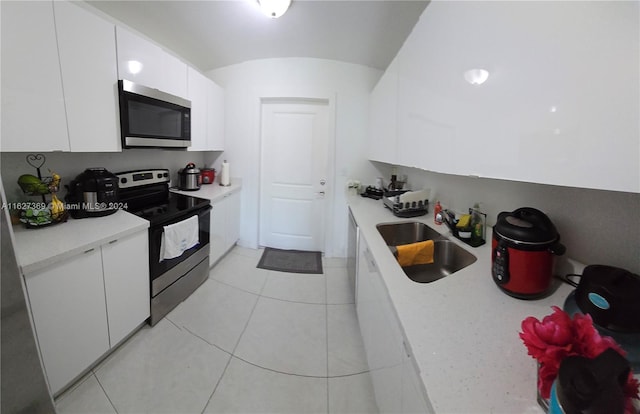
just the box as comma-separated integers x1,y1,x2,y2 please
118,80,191,149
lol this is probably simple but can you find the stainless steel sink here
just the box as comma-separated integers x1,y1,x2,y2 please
376,222,477,283
376,221,445,245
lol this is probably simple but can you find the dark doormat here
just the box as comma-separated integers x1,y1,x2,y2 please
257,247,323,274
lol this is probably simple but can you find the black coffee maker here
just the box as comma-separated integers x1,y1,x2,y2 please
65,168,119,218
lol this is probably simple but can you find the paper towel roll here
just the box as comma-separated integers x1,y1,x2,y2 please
220,160,230,186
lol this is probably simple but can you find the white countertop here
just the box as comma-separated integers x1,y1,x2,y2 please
12,181,241,275
348,195,578,414
13,210,149,275
170,179,241,202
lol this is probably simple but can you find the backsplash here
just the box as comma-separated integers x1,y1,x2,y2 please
1,150,211,202
371,162,640,274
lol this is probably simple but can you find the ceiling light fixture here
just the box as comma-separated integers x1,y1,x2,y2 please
463,68,489,85
258,0,291,18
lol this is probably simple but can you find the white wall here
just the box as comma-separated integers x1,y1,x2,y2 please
206,58,381,257
370,161,640,275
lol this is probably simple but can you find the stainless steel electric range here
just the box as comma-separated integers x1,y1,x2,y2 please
116,169,211,325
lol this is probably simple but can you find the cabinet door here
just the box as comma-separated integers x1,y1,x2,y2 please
396,14,454,175
101,231,150,346
401,341,434,414
209,197,227,265
161,52,188,99
0,1,69,152
54,0,121,152
116,26,187,98
394,1,639,192
369,57,398,164
188,68,225,152
356,235,403,413
224,192,241,249
116,26,164,90
25,248,109,394
207,80,225,151
187,67,210,151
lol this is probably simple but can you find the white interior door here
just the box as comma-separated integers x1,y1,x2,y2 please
259,98,330,251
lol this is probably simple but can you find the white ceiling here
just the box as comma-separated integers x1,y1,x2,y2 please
86,0,429,72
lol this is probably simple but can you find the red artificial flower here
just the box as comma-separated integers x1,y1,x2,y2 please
537,362,558,399
519,306,573,364
519,306,640,407
571,312,626,358
625,373,640,400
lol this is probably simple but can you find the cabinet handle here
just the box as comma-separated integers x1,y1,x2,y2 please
363,248,378,273
403,340,411,358
83,248,95,254
108,239,118,244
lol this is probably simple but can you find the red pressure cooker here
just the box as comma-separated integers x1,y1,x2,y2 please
491,207,565,299
200,168,215,185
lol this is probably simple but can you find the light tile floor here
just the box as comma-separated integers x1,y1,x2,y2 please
55,246,379,414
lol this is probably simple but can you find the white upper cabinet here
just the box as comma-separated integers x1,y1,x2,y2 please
187,68,225,151
1,1,69,152
54,1,121,152
116,26,188,99
369,57,398,164
207,80,225,151
394,1,639,193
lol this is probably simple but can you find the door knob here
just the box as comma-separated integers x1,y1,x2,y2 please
320,179,326,186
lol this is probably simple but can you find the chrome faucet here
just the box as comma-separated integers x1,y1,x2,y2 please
437,209,457,232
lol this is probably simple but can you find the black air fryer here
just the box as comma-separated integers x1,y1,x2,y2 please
575,265,640,333
65,168,119,218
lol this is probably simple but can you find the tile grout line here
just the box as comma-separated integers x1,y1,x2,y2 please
199,350,233,414
325,264,330,414
92,370,119,414
199,257,268,414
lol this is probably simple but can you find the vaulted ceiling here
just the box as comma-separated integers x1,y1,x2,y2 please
87,0,429,72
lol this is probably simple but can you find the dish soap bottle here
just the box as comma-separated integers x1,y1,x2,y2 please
471,203,484,244
434,201,442,225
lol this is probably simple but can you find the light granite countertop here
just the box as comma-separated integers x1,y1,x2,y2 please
170,178,241,202
12,181,242,275
348,194,578,414
12,210,149,275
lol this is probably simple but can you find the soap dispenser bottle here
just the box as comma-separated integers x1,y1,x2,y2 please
471,203,483,244
434,201,442,225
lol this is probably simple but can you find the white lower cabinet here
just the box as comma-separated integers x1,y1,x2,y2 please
401,342,435,414
24,231,149,395
101,231,150,346
209,191,241,265
356,233,432,413
25,248,109,395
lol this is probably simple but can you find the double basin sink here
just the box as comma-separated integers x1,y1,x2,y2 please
376,221,477,283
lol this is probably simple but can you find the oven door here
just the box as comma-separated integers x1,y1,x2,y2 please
149,205,211,296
